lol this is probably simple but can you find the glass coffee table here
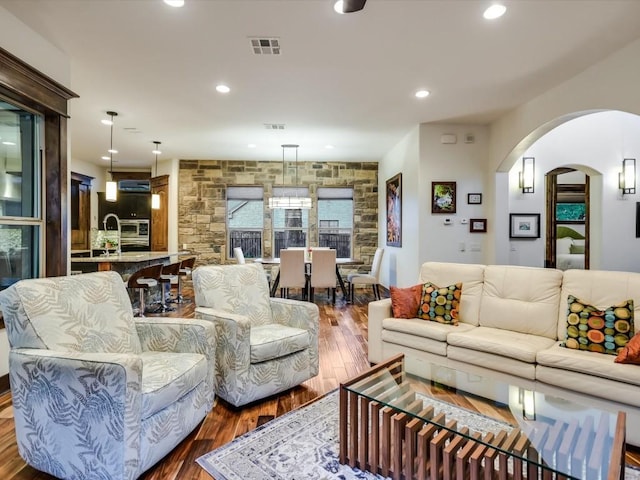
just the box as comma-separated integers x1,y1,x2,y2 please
339,354,625,480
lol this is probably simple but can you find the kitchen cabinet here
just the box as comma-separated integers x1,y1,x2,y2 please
98,191,151,222
71,173,93,250
151,175,169,251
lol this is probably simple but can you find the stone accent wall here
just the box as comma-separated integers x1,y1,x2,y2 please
178,160,378,274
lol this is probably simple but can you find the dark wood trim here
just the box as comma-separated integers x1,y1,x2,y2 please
150,174,169,188
0,46,77,116
71,172,94,185
45,114,68,277
0,374,8,394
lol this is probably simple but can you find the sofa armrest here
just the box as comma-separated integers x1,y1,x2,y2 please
9,348,142,479
368,298,393,364
135,317,217,393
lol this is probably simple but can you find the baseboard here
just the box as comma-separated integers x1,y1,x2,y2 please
0,374,9,394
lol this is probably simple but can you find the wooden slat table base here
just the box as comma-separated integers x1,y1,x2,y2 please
339,355,626,480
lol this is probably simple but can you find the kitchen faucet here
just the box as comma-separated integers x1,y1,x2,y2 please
102,213,121,255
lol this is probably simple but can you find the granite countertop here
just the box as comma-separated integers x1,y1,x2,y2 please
70,252,174,263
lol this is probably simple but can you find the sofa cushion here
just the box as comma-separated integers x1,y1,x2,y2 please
418,262,485,326
381,330,448,356
562,295,634,355
558,269,640,340
389,284,422,319
447,326,556,363
141,351,207,420
417,282,462,325
479,265,563,339
383,317,475,342
616,332,640,364
538,343,640,388
447,346,537,380
250,324,310,363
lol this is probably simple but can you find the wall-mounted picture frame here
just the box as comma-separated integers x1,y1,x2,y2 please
509,213,541,239
386,173,402,247
467,193,482,205
636,202,640,238
470,218,487,233
431,181,456,214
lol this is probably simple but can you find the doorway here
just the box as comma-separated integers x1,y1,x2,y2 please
545,168,589,270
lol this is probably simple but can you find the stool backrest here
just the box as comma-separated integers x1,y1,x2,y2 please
128,263,163,288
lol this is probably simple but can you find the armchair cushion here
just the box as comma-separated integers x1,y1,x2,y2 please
140,351,208,419
193,263,273,326
5,270,141,353
250,324,310,363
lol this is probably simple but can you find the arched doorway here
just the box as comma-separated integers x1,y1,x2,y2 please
545,168,589,270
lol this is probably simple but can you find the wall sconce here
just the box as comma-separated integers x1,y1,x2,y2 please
518,157,535,194
619,158,636,195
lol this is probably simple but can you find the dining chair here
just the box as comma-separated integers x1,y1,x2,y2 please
279,248,308,299
348,247,384,303
309,248,337,304
233,246,246,264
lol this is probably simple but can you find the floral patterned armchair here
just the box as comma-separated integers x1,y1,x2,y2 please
0,271,216,480
193,263,319,407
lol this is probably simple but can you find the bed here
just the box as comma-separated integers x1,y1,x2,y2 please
556,226,585,270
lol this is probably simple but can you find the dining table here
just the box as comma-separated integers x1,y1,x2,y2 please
254,257,364,300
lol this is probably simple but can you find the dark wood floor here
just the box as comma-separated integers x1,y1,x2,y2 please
0,285,639,479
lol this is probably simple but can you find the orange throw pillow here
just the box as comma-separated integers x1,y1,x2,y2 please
615,332,640,364
390,284,422,319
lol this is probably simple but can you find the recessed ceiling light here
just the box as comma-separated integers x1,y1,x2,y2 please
248,144,257,148
163,0,184,7
334,0,345,14
101,156,110,161
415,89,430,98
325,145,334,149
216,84,231,93
152,148,162,155
108,149,118,154
101,118,113,126
2,141,16,146
483,4,506,20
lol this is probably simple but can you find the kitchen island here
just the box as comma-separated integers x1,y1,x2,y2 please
71,251,179,277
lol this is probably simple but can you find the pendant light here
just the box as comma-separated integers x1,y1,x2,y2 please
105,111,118,202
151,141,161,210
268,144,312,209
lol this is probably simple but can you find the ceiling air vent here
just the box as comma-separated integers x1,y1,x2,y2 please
250,37,280,55
264,123,285,130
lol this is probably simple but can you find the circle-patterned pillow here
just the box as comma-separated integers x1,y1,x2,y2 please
417,282,462,325
563,295,634,355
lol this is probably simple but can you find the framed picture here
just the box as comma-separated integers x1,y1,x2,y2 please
509,213,541,239
470,218,487,233
386,173,402,247
467,193,482,205
431,181,456,214
636,203,640,238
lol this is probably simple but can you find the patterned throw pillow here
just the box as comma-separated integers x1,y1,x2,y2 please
390,284,422,319
417,282,462,325
563,295,634,355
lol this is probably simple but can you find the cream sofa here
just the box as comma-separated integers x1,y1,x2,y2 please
369,262,640,445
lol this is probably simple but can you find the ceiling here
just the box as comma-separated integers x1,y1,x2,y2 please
3,0,640,168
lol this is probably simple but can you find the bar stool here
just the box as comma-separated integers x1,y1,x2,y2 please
157,262,181,312
127,263,163,317
171,256,195,303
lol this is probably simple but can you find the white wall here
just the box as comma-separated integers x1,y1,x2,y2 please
419,124,490,267
70,158,108,230
379,127,420,288
505,111,640,271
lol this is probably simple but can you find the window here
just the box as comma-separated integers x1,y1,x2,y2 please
0,100,42,289
317,187,353,258
272,187,309,258
227,186,264,259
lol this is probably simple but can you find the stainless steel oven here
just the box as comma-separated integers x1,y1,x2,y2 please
120,219,150,248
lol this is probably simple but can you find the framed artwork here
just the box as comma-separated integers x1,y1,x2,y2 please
431,181,456,214
467,193,482,205
509,213,541,239
470,218,487,233
386,173,402,247
636,203,640,238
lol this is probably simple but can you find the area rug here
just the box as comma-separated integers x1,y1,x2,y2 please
197,390,640,480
